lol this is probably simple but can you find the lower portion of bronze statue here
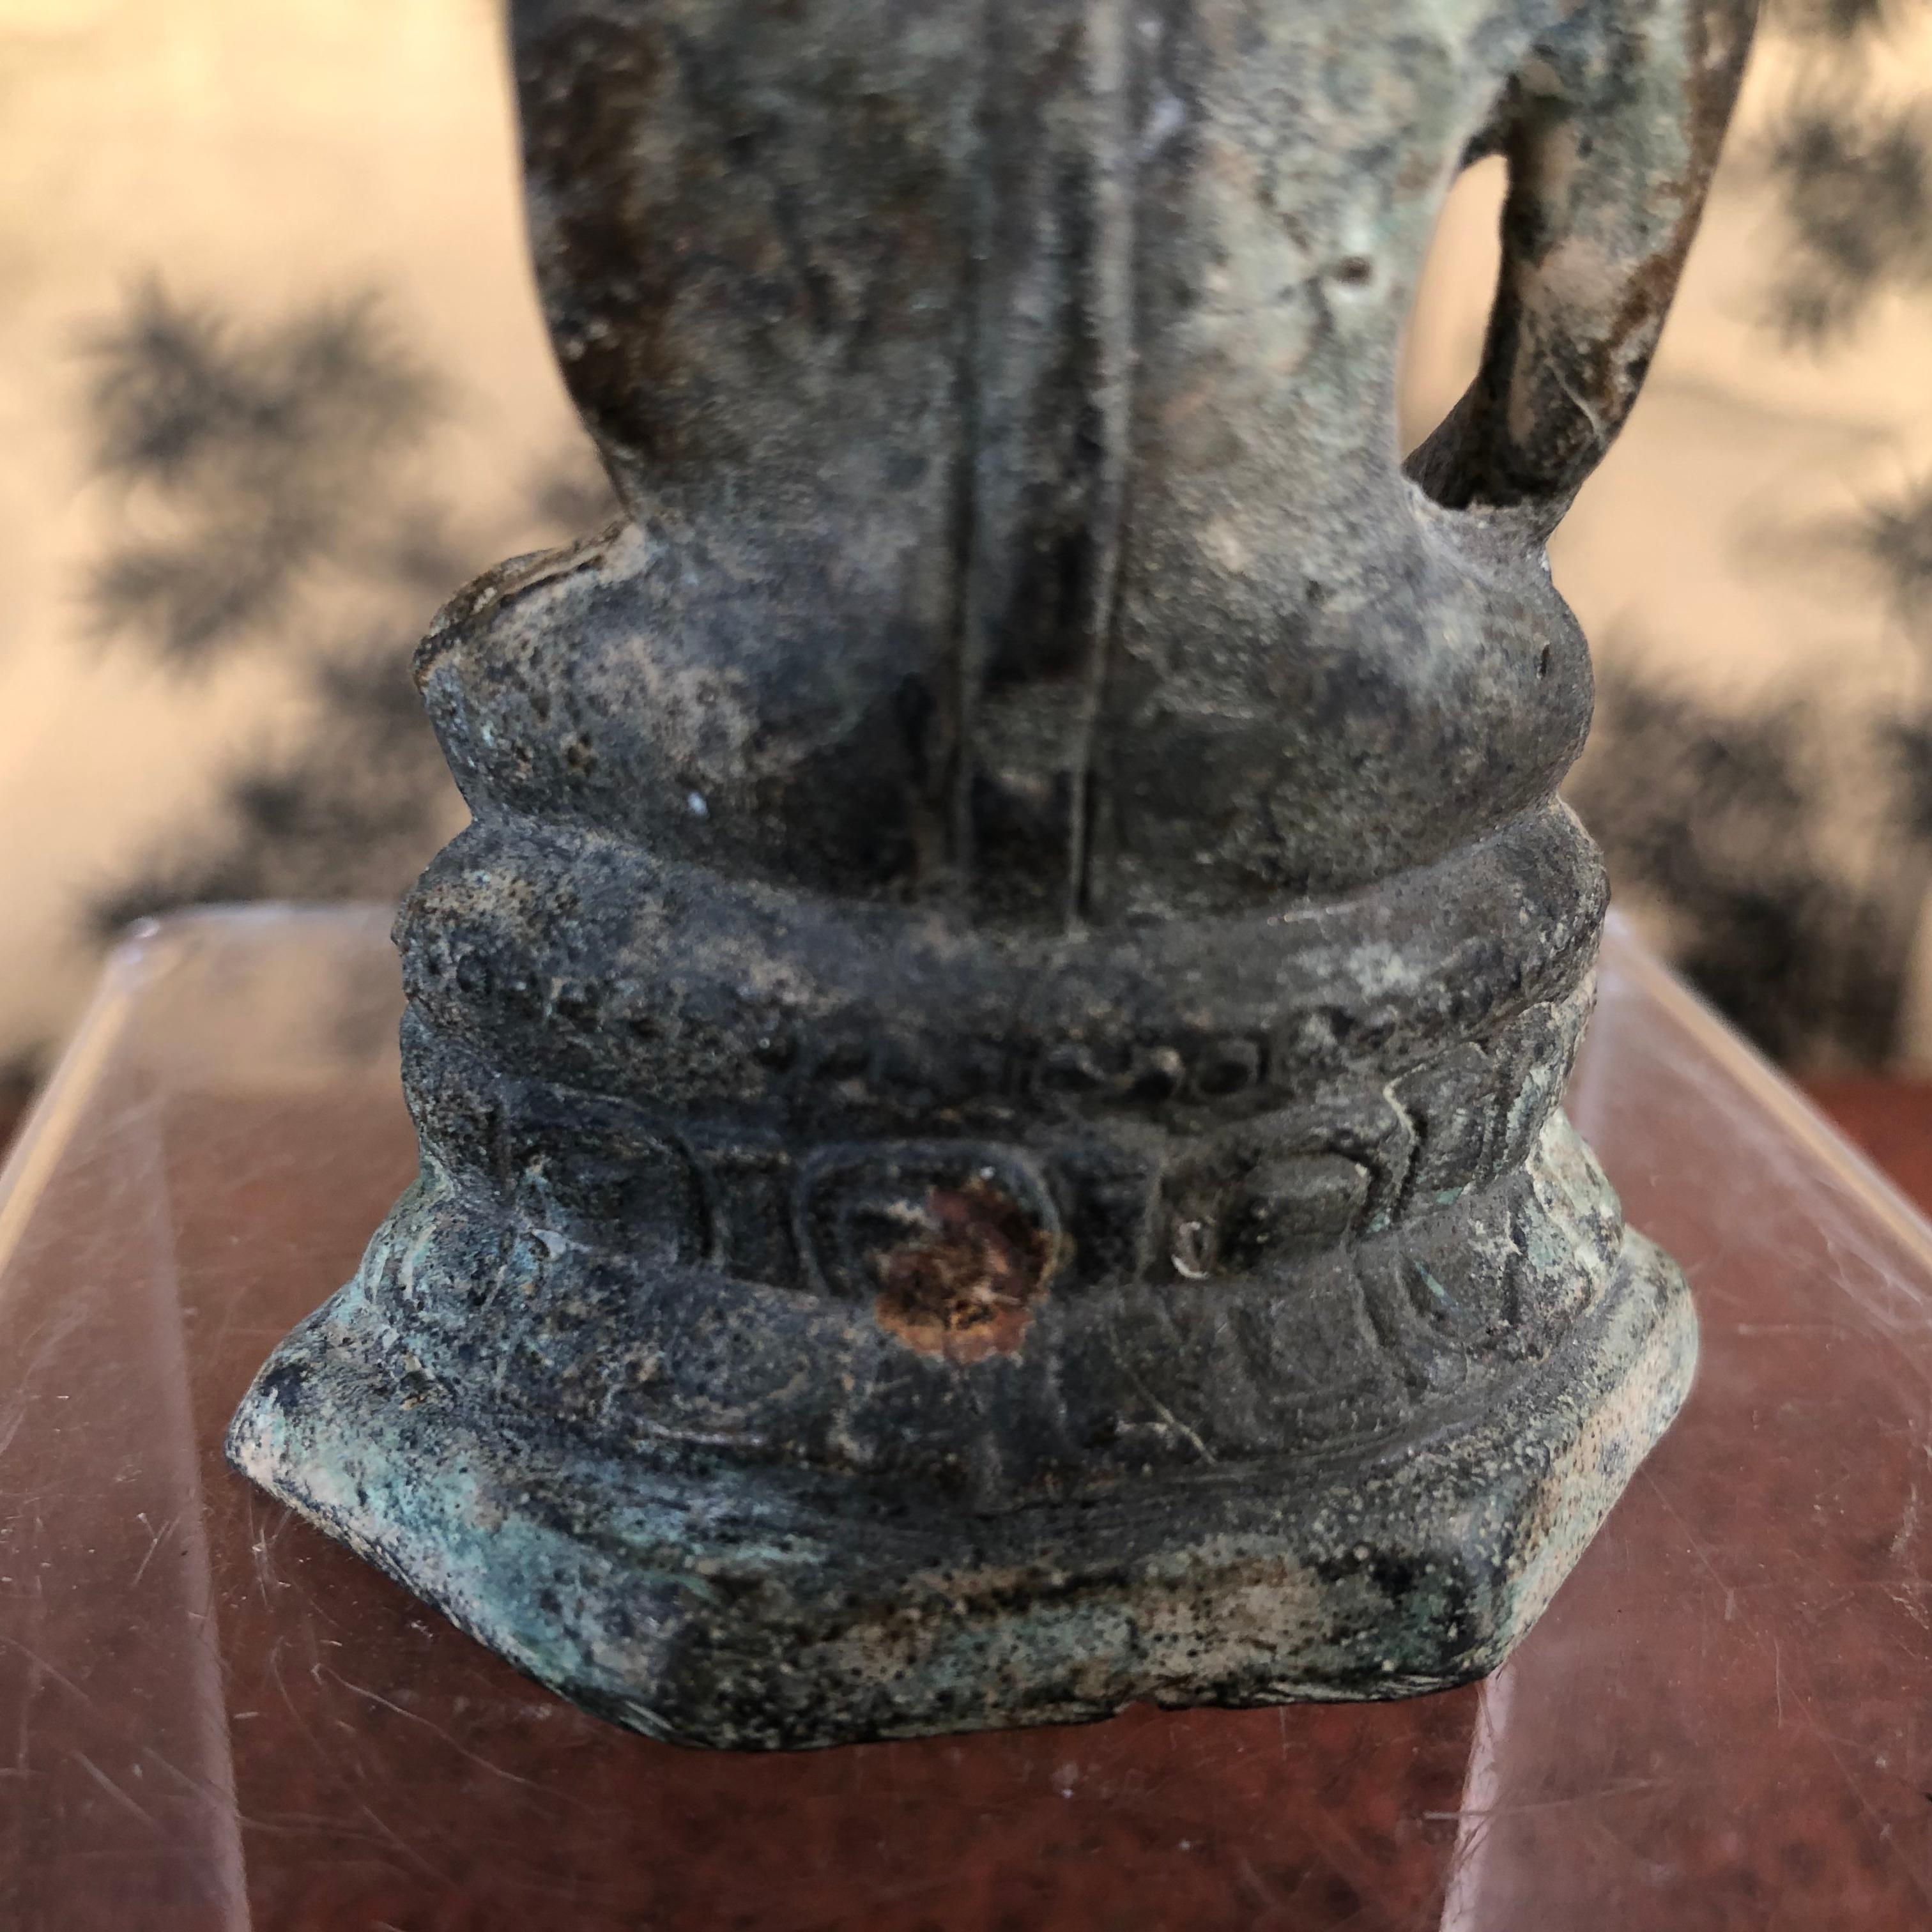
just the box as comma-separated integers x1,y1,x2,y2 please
230,799,1694,1749
229,0,1747,1749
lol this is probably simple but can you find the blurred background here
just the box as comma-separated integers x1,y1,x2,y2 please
3,0,1931,1136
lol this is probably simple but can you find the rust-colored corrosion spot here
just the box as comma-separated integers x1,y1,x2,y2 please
870,1177,1059,1365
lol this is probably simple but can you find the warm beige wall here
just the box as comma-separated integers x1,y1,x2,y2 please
0,0,580,1069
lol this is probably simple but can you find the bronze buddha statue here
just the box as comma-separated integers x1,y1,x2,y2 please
231,0,1754,1747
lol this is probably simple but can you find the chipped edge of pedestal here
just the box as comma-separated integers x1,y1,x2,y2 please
227,1225,1694,1751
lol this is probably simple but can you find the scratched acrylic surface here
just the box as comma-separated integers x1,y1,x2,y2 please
0,906,1928,1930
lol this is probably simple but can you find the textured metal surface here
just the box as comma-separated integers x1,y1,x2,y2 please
230,0,1753,1747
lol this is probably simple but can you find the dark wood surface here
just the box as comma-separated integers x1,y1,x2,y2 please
1803,1077,1932,1213
5,921,1932,1928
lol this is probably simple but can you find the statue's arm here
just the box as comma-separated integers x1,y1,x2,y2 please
1406,0,1756,530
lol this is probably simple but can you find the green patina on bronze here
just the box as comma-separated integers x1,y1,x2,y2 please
229,0,1755,1749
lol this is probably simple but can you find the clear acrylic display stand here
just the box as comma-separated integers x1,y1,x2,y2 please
1,906,1928,1930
